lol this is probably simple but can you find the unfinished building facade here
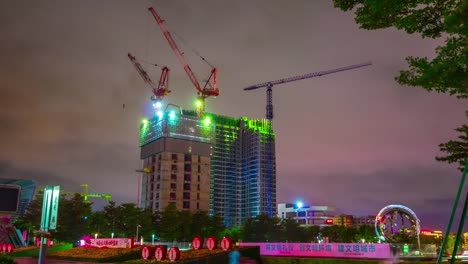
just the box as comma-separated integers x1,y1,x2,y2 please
139,109,276,226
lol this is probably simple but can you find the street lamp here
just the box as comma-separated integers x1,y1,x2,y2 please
152,234,155,245
136,224,141,243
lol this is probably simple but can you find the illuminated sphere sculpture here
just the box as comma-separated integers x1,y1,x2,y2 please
375,204,420,242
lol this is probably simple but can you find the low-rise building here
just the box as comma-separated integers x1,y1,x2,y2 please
278,203,335,226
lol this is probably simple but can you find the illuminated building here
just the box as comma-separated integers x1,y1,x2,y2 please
352,215,376,227
333,214,354,227
139,109,276,227
277,203,335,226
332,215,376,227
0,179,36,219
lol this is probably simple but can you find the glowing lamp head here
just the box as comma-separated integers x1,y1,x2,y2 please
169,110,176,120
195,99,203,108
157,110,163,119
296,201,303,209
153,101,162,109
203,116,211,125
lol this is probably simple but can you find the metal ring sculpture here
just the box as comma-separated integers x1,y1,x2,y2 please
375,204,420,242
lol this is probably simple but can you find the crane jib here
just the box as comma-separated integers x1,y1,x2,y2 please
243,61,372,90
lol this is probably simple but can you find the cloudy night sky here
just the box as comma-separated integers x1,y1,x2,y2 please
1,1,466,230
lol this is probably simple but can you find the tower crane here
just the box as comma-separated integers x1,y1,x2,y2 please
148,7,219,116
243,61,372,217
60,184,111,203
128,53,170,104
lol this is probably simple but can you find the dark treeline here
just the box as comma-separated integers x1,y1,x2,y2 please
15,193,438,246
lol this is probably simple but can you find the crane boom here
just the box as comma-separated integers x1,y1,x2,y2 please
128,53,170,101
243,60,372,219
128,53,157,88
148,7,203,94
244,61,372,91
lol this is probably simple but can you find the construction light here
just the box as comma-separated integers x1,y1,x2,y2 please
195,99,203,108
153,101,162,109
169,110,176,120
203,116,211,126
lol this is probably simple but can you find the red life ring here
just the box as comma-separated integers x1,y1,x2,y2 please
141,246,153,260
221,237,233,251
192,236,203,250
155,245,167,261
168,247,181,261
206,237,217,250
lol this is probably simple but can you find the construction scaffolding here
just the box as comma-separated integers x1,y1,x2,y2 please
139,110,276,227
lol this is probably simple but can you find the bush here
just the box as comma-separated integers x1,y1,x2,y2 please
0,254,16,264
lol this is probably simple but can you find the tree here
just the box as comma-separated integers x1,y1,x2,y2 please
436,111,468,171
159,203,182,241
333,0,467,98
279,218,304,242
333,0,467,168
55,194,92,243
240,214,280,242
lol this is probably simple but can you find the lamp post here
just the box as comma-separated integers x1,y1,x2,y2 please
152,234,155,245
136,224,141,243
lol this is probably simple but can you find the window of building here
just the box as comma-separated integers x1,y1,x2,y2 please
183,201,190,209
197,193,200,200
184,174,191,181
198,156,201,163
197,184,200,191
172,153,178,161
184,164,191,172
183,192,190,200
171,174,177,180
155,202,159,209
170,183,177,190
171,164,177,171
157,174,161,181
198,165,201,173
156,184,160,190
184,154,191,162
184,183,191,191
198,175,200,182
170,192,176,200
156,193,159,199
298,211,306,217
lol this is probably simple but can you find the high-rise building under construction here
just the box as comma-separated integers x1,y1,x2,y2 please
139,109,276,227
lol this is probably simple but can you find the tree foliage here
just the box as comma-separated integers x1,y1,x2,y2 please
333,0,467,169
333,0,467,98
436,111,468,171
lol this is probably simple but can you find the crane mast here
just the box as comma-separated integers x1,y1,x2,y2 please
128,53,170,102
148,7,219,116
243,61,372,218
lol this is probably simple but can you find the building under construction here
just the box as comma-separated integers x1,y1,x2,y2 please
139,109,276,227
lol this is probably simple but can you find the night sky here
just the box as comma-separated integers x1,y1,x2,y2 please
1,1,466,230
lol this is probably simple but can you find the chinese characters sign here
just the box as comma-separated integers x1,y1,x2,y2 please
85,238,134,248
239,243,391,259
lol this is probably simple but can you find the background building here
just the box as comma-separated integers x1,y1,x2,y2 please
139,109,276,227
278,203,335,226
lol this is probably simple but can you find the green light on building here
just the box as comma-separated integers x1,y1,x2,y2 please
203,116,211,126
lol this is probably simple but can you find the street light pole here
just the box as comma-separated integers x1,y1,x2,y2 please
152,234,155,245
136,224,141,243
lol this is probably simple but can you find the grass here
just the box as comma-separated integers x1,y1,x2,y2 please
8,243,73,257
